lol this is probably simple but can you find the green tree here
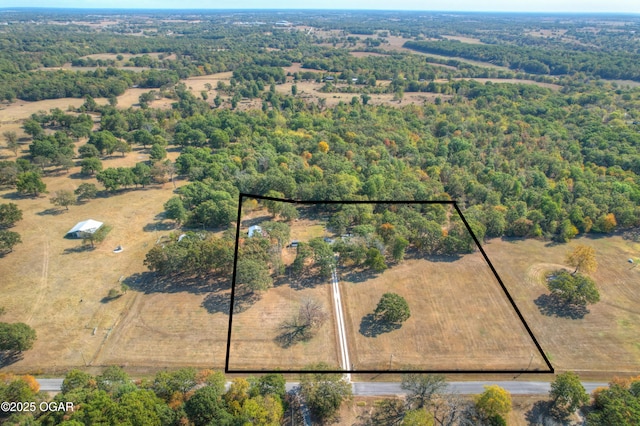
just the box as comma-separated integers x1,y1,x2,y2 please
366,247,388,272
0,322,36,352
279,203,299,221
392,236,409,262
61,369,95,394
80,157,102,175
3,131,19,156
402,408,434,426
550,371,589,418
262,221,290,249
88,131,118,155
164,197,187,225
0,230,22,254
0,203,22,228
588,379,640,425
209,129,230,149
184,386,233,426
110,389,170,426
547,270,600,307
263,191,285,216
75,183,98,201
149,143,167,162
23,119,43,138
300,363,352,422
236,258,273,293
78,144,101,159
249,373,286,402
308,237,335,277
16,171,46,196
152,367,198,401
375,292,411,323
50,189,75,210
96,366,130,395
132,162,151,187
475,385,512,421
291,242,312,275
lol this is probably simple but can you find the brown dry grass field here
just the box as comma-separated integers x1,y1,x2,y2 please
483,236,640,377
227,282,339,371
442,35,486,44
340,252,550,372
0,145,227,375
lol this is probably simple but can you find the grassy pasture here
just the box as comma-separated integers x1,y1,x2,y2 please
227,282,339,371
483,236,640,376
340,252,550,372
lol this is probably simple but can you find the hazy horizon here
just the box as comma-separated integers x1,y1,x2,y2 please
0,0,638,14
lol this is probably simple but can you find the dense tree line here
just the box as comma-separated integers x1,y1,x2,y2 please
2,367,287,425
404,39,640,81
159,79,639,243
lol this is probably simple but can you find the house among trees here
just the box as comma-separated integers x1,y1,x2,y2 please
66,219,103,239
248,225,264,238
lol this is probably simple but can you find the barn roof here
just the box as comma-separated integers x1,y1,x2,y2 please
67,219,103,235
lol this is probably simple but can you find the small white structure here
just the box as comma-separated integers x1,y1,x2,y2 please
248,225,263,238
66,219,103,239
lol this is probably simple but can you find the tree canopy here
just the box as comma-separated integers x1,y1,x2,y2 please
375,292,411,324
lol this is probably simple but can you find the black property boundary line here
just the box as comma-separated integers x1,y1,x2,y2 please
225,193,554,375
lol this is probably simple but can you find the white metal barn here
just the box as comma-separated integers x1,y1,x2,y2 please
66,219,104,238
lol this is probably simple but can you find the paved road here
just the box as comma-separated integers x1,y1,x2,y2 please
331,264,351,382
351,381,609,395
39,378,608,395
37,378,64,392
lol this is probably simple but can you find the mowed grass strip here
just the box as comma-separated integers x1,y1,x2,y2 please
340,252,550,371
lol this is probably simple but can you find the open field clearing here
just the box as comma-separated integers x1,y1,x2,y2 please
442,35,486,44
340,252,549,372
483,236,640,376
182,72,234,92
0,152,194,374
0,98,105,124
227,282,339,370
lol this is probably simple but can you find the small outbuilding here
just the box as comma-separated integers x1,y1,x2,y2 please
66,219,103,239
248,225,263,238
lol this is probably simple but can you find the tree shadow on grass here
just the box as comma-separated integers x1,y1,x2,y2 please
201,290,260,315
62,245,96,254
534,293,589,320
0,350,24,368
37,208,66,216
525,400,571,425
340,268,379,284
123,271,230,296
274,269,329,290
359,313,401,338
275,322,312,349
142,221,176,232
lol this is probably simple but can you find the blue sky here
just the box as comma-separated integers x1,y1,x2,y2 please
1,0,638,13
